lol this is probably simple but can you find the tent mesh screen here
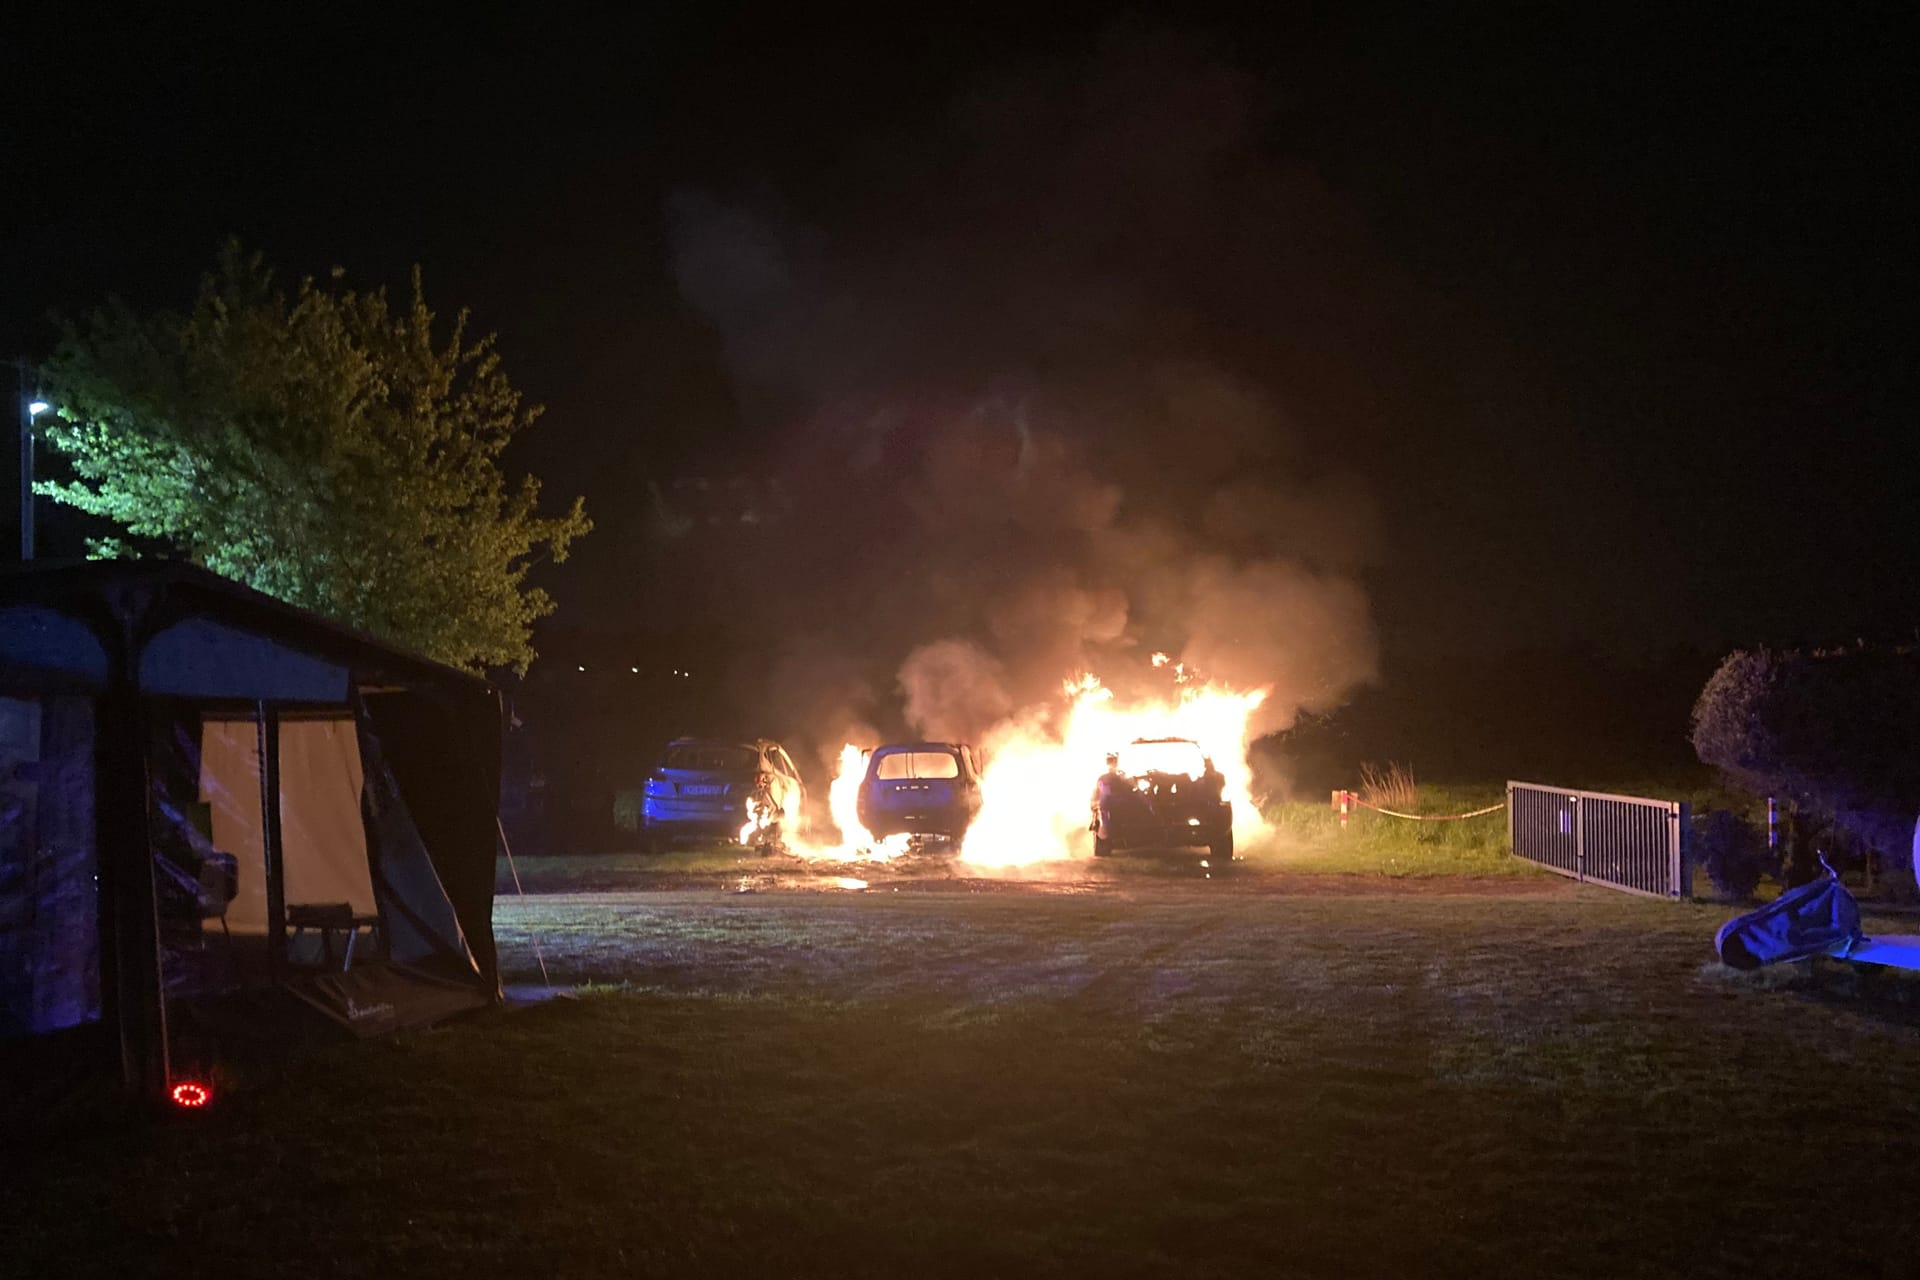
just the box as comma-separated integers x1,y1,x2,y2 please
0,695,99,1038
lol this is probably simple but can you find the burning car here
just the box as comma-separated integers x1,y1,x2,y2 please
1090,737,1234,860
641,738,805,850
855,742,984,843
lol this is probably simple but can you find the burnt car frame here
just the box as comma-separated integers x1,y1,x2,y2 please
1090,737,1234,860
640,737,806,850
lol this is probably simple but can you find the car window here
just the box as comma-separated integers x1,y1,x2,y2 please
773,747,799,778
1116,740,1208,779
875,750,961,780
665,744,758,771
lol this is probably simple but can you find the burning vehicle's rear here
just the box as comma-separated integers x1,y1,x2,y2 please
856,742,983,842
1091,737,1234,860
641,739,803,848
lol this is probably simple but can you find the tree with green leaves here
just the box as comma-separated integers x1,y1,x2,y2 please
34,242,589,673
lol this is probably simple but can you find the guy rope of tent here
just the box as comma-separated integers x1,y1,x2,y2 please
496,818,551,989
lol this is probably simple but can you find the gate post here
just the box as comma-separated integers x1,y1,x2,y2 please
1671,801,1691,900
1572,795,1585,884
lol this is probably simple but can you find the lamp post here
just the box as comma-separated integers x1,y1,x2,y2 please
18,357,50,561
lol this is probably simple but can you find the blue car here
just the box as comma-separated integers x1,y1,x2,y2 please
855,742,984,842
641,738,806,850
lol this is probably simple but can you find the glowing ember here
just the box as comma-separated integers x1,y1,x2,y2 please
170,1080,211,1109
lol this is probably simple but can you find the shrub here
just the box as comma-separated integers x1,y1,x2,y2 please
1690,808,1775,900
1358,761,1419,811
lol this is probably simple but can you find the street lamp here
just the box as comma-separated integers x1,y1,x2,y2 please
18,363,50,561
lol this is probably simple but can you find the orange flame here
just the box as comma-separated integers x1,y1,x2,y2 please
781,744,911,862
960,658,1267,868
779,657,1268,869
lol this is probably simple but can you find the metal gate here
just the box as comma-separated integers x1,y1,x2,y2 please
1508,782,1689,899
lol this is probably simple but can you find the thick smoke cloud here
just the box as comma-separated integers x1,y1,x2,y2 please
663,28,1384,764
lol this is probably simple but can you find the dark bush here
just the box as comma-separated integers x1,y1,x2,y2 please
1692,645,1920,870
1691,809,1774,901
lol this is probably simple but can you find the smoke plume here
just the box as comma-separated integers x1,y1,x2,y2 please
662,27,1385,766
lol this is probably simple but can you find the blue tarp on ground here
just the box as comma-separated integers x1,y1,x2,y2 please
1715,873,1865,970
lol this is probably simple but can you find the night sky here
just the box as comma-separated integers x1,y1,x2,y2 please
5,3,1913,669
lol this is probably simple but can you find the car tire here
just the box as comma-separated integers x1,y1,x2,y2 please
1209,829,1234,861
1093,834,1113,857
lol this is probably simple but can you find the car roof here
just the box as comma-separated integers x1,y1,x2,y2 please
1127,736,1201,746
870,741,973,753
665,737,784,752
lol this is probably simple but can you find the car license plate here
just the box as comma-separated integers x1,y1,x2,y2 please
682,785,724,796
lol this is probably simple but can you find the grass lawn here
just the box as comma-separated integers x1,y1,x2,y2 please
12,887,1920,1278
1260,783,1521,876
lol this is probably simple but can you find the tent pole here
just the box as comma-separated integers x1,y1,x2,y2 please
257,703,287,980
99,683,168,1101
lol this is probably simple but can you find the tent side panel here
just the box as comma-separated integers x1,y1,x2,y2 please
354,709,480,981
363,691,501,990
0,695,100,1039
196,716,270,934
277,717,376,924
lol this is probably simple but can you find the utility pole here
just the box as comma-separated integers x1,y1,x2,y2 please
17,357,49,561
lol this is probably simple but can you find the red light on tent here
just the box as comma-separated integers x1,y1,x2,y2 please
170,1081,212,1109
